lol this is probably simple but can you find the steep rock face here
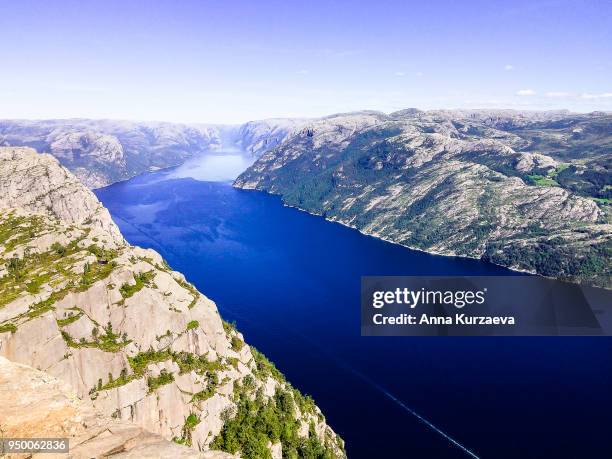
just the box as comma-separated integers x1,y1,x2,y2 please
0,356,235,458
236,118,308,156
0,147,124,244
235,110,611,287
0,147,345,458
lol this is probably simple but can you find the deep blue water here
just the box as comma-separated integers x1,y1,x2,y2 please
96,156,612,459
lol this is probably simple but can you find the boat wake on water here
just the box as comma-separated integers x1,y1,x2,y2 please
219,304,481,459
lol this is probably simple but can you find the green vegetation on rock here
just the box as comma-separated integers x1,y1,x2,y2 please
0,323,17,333
56,311,83,327
234,111,612,287
231,335,244,352
61,322,131,353
119,270,155,298
191,371,219,402
0,217,119,315
175,277,200,308
147,369,174,392
173,413,201,446
211,382,341,459
526,174,559,187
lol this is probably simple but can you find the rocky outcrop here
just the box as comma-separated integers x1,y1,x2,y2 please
0,147,345,458
0,356,235,458
0,147,123,244
235,110,612,287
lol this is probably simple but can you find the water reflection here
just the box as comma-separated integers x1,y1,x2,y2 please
166,152,255,182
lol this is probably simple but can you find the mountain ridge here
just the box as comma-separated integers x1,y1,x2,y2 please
3,108,609,188
234,110,611,287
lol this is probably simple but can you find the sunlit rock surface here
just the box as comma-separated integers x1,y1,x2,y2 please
235,109,612,287
0,356,236,459
0,147,345,459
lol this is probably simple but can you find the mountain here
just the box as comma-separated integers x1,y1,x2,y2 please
235,109,612,287
235,118,309,156
0,119,222,188
0,118,309,189
0,147,345,459
3,110,609,287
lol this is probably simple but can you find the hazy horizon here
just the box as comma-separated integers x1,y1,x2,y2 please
1,0,610,123
1,106,610,127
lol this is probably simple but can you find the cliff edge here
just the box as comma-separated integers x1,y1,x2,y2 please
0,147,345,458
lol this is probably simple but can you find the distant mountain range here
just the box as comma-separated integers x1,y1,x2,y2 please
0,119,221,188
0,118,304,188
2,109,610,286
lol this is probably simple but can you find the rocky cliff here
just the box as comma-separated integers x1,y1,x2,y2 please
235,110,611,287
236,119,308,157
0,147,345,458
0,356,234,458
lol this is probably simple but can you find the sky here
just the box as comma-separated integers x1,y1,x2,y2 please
0,0,611,123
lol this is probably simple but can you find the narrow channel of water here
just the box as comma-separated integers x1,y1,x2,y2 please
96,152,612,458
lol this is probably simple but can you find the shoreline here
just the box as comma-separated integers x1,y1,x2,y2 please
91,149,252,191
93,164,606,290
232,183,612,291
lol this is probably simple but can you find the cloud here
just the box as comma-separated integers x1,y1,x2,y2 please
545,91,573,98
516,89,536,96
415,71,423,77
296,69,309,75
504,64,514,71
394,71,406,77
581,92,612,100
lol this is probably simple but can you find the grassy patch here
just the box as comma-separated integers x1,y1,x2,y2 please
27,298,55,319
186,320,199,330
191,371,219,402
222,319,237,334
0,218,120,312
175,278,199,308
0,214,47,252
128,348,173,376
548,163,570,179
61,322,130,352
86,244,118,261
78,261,116,291
147,369,174,392
25,272,52,294
174,413,201,447
173,351,225,375
526,174,559,187
231,335,244,352
99,368,134,391
119,271,155,298
185,413,200,429
56,311,83,327
251,347,285,383
0,323,17,334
